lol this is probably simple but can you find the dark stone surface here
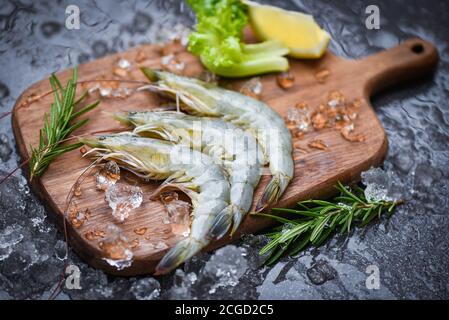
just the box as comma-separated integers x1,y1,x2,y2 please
0,0,448,300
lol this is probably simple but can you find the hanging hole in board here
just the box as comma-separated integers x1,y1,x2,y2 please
411,43,424,54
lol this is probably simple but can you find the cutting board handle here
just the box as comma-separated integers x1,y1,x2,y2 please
357,38,439,95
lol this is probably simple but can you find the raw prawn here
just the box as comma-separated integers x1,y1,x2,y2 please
81,134,230,274
141,68,294,211
113,110,265,237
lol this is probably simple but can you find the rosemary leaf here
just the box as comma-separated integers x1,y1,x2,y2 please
254,182,402,265
29,68,100,180
272,207,321,218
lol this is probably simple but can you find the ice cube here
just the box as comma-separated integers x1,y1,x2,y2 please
159,192,191,234
161,54,174,66
286,106,310,133
100,224,133,271
240,77,263,99
160,192,190,223
105,184,143,222
361,168,397,201
95,161,120,191
99,87,112,97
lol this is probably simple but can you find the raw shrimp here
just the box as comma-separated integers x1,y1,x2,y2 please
80,134,230,275
141,68,294,211
113,110,265,237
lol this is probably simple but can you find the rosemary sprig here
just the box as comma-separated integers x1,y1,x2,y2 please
29,68,100,179
255,182,402,265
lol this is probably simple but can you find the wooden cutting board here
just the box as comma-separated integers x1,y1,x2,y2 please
11,37,438,275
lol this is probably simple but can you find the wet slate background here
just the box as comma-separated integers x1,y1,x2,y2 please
0,0,448,300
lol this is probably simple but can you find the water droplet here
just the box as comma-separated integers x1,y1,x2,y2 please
315,69,331,84
240,77,263,99
155,241,168,250
0,134,12,162
78,52,90,64
68,204,89,229
133,227,147,236
92,41,109,58
74,183,82,197
0,82,10,101
117,58,131,70
132,12,153,34
40,21,61,38
277,72,295,89
85,229,105,241
308,139,328,150
306,260,337,285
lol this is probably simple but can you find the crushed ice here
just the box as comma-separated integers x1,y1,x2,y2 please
169,269,191,298
130,278,161,300
157,23,190,46
203,245,248,294
0,226,24,261
286,104,310,133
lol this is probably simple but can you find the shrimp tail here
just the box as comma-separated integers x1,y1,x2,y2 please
256,173,291,212
155,238,202,275
230,206,245,236
207,206,233,240
141,67,161,82
78,136,101,148
108,111,132,125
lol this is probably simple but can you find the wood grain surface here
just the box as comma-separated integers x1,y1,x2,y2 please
11,37,438,275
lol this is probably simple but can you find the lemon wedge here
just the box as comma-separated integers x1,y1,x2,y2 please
245,0,331,59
